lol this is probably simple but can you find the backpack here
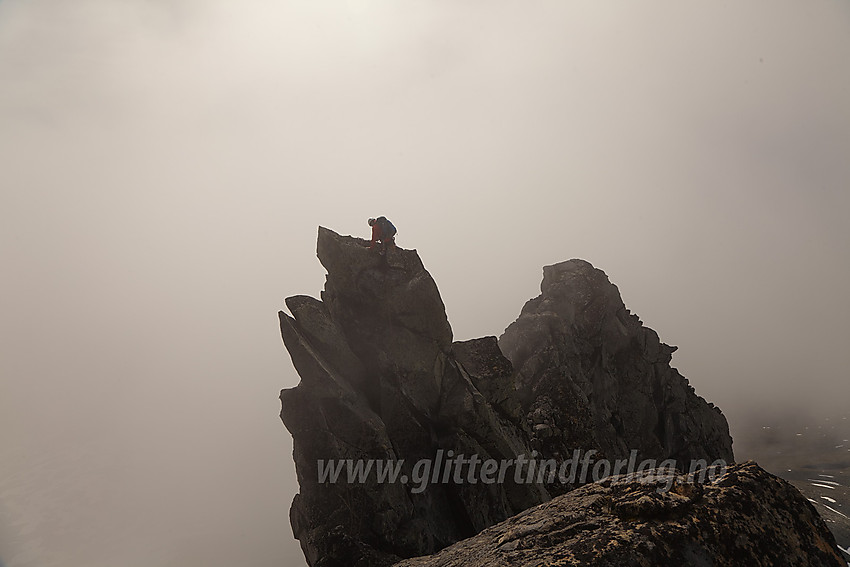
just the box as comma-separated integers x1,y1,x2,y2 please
377,216,397,238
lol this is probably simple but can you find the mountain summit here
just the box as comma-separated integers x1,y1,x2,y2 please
278,227,842,566
499,258,734,492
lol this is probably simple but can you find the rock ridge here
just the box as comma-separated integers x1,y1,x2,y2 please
277,228,838,566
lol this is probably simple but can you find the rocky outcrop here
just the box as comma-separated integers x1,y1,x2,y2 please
279,228,545,566
278,229,836,566
394,461,846,567
500,259,734,495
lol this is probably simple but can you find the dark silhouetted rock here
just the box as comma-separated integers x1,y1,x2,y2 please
394,462,846,567
279,231,839,566
280,228,545,566
500,259,734,495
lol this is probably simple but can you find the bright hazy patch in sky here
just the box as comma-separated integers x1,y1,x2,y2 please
1,1,849,566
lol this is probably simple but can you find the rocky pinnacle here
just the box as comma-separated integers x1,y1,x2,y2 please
278,228,839,566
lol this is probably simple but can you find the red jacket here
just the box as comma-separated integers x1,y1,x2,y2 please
369,223,383,249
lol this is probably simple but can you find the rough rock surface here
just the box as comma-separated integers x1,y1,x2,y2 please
394,461,846,567
500,259,734,495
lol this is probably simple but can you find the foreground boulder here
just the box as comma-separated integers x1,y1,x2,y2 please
394,461,846,567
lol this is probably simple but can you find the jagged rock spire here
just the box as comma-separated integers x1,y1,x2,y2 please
280,228,544,565
278,230,840,567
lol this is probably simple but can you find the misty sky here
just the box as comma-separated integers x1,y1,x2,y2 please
2,1,849,566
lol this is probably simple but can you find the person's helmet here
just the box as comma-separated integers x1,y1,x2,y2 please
368,218,376,226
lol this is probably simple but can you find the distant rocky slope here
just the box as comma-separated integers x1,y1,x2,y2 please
499,259,734,495
277,228,840,566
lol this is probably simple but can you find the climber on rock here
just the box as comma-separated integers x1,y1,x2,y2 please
367,216,397,254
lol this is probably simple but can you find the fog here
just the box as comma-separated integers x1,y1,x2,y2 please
1,1,849,565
